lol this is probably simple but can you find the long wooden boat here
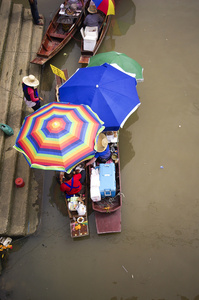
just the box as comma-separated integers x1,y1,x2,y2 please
31,0,90,65
78,13,112,64
90,132,122,234
57,169,89,238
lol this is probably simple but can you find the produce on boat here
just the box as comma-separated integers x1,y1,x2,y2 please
57,167,90,238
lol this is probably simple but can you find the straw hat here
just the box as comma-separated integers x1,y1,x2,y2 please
96,133,108,152
88,3,97,14
22,75,39,87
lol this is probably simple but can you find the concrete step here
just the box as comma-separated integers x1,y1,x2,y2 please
7,8,35,236
0,0,44,236
0,2,23,235
8,9,44,237
0,0,12,70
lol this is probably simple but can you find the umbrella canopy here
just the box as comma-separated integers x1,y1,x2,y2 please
93,0,115,15
87,51,144,82
14,103,104,172
59,63,140,131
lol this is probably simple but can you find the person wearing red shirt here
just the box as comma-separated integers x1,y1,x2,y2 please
60,168,85,198
22,75,43,111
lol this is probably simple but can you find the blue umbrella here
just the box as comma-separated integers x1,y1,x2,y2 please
59,63,141,131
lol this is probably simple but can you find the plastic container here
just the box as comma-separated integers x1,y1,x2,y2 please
83,36,97,51
0,123,14,136
99,163,116,197
15,178,25,188
85,26,98,39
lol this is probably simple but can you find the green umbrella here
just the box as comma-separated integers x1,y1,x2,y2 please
87,51,144,82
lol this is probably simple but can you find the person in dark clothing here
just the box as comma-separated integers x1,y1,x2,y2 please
83,2,104,32
22,75,43,111
28,0,43,26
85,133,111,167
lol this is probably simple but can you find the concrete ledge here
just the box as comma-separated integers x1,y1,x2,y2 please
0,0,12,70
0,3,23,235
0,1,44,236
0,3,22,167
6,8,33,236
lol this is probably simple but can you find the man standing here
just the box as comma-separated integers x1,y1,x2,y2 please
28,0,43,26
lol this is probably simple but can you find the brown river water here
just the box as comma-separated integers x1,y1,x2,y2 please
1,0,199,299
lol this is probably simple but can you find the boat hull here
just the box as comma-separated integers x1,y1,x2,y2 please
91,137,122,234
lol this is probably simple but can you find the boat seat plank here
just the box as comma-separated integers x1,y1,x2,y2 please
49,32,66,40
46,33,52,42
42,37,49,51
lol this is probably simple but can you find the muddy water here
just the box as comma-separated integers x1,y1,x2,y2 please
1,0,199,299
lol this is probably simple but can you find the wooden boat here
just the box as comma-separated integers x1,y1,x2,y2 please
90,132,122,234
58,169,89,238
78,13,112,64
67,182,89,238
31,0,90,65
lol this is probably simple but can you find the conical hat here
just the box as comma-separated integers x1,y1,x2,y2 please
88,3,97,14
22,75,39,87
96,133,108,152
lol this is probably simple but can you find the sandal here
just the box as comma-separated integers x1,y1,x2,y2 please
36,20,44,26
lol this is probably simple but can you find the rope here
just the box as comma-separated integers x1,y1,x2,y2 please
71,34,82,42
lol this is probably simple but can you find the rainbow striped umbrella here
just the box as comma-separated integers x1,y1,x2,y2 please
14,102,104,172
93,0,115,15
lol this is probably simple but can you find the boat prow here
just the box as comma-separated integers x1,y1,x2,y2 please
31,56,49,65
78,55,90,64
95,209,121,234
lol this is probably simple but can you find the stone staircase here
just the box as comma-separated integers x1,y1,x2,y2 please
0,0,44,236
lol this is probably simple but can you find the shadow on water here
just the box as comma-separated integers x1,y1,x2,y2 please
111,0,136,37
48,175,67,217
104,0,136,53
119,111,139,171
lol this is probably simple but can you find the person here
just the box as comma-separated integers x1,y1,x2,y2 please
28,0,44,26
22,74,43,111
83,1,104,32
60,168,86,198
85,133,111,167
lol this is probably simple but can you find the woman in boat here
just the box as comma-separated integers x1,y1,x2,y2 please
83,1,104,32
85,133,111,167
60,167,86,198
22,75,43,111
